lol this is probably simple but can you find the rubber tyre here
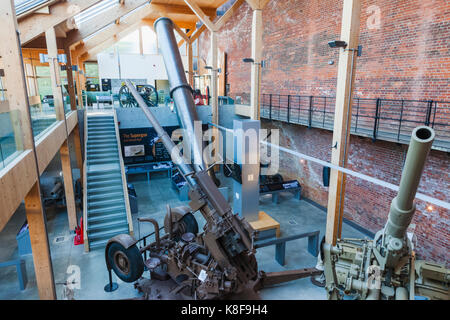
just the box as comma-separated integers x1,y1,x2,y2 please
173,213,199,241
107,242,144,283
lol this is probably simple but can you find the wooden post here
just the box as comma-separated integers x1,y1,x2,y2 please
0,0,56,300
250,9,263,120
64,46,77,110
138,26,144,55
325,0,361,245
210,31,218,123
60,140,78,230
45,27,65,120
65,46,84,181
210,31,219,161
188,41,194,87
25,182,57,299
46,28,78,231
71,125,84,183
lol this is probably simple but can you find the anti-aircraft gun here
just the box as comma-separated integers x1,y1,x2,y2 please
105,17,319,300
322,126,449,300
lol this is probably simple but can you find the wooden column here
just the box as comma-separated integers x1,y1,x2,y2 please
65,46,83,181
210,31,219,162
325,0,361,245
0,0,56,300
210,31,218,123
138,26,144,55
74,56,85,108
46,28,78,231
60,140,77,230
188,41,194,87
45,28,64,120
64,46,77,110
71,125,84,181
250,9,263,120
25,183,56,299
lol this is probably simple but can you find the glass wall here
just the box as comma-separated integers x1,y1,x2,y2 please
30,66,57,137
0,110,20,169
0,75,6,101
61,85,72,114
85,62,99,85
115,29,140,54
142,26,158,55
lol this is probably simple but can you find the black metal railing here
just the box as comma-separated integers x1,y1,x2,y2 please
260,94,450,151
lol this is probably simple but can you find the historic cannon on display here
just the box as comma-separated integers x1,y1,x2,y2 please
322,126,450,300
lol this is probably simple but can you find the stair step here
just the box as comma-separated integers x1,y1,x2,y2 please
87,170,121,178
87,171,122,183
88,117,113,120
87,161,119,166
87,135,116,140
88,239,109,250
88,191,124,202
87,123,115,127
89,211,127,224
88,205,126,217
88,198,124,209
87,154,118,160
87,141,117,147
87,138,116,143
87,143,117,149
88,131,116,135
87,178,122,188
88,226,129,244
87,151,118,157
88,186,123,196
87,146,118,152
88,219,129,233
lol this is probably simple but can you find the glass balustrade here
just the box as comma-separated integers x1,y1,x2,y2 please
0,110,21,170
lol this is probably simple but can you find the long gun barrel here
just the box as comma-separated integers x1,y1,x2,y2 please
125,18,255,259
384,126,435,239
154,17,206,173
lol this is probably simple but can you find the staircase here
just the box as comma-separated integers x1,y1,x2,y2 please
83,110,133,251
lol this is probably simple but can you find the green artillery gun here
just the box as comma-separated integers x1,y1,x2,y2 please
323,126,449,300
118,83,159,108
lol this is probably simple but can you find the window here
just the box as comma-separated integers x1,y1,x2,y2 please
142,26,158,55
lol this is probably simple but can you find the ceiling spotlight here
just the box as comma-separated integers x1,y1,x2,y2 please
328,40,348,49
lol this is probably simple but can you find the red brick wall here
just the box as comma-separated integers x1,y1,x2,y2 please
199,0,450,265
200,0,450,101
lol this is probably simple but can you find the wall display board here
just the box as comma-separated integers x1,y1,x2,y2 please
119,126,179,165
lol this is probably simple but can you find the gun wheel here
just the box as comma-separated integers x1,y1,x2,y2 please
106,242,144,283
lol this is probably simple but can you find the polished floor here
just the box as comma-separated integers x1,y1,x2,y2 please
0,169,366,300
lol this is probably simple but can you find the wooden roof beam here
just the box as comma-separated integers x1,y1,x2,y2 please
150,3,216,17
81,3,156,53
183,0,215,31
82,20,149,61
64,0,149,47
245,0,271,10
19,0,104,45
183,0,244,32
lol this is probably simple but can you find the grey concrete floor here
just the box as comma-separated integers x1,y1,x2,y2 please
0,171,366,300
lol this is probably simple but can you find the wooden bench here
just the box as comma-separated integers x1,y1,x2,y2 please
0,259,28,290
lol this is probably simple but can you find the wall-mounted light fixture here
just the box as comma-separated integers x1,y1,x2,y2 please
243,58,267,68
328,40,348,49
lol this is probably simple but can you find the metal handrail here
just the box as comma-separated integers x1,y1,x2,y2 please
259,93,450,151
